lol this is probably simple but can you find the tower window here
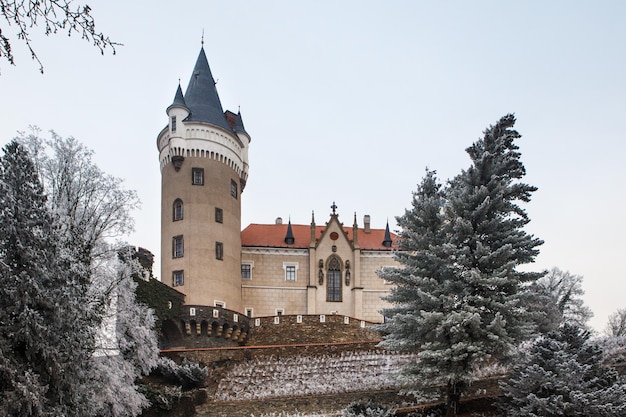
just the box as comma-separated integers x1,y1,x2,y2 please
173,199,183,221
171,116,177,133
172,270,184,287
327,256,342,302
216,242,223,260
215,207,223,223
172,235,184,258
230,179,238,199
192,168,204,185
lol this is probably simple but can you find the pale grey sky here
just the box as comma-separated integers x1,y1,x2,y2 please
1,1,624,332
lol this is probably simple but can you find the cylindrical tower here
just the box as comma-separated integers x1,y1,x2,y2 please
157,47,250,312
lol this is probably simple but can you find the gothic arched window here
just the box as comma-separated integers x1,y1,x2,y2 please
173,199,183,221
327,256,342,302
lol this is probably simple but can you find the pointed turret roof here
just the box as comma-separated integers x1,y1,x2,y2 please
284,219,295,245
233,110,247,135
167,83,188,112
382,221,393,247
183,47,232,131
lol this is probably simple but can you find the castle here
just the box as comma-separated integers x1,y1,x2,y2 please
157,47,398,324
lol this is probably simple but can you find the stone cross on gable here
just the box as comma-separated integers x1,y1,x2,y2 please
331,201,338,215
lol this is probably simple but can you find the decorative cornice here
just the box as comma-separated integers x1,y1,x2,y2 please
242,285,308,291
242,247,308,256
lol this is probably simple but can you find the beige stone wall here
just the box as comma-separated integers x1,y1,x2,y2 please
241,249,309,316
241,238,399,321
161,154,243,311
359,250,397,322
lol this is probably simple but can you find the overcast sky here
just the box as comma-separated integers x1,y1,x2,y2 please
1,1,624,332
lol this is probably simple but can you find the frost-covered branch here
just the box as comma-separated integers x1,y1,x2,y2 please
0,0,119,73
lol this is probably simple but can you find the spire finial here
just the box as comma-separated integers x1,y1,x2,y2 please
201,29,204,45
331,201,338,215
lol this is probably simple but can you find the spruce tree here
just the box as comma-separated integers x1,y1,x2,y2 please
499,324,626,416
0,140,95,416
378,114,543,417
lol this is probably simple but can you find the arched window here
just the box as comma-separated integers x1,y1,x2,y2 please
327,256,342,302
173,199,183,221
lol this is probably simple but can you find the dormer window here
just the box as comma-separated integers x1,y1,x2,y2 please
171,116,177,133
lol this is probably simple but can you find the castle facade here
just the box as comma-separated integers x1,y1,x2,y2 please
157,47,397,323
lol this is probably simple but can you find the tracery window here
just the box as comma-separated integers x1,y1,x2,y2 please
327,256,342,302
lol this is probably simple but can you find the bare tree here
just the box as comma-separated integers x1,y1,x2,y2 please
606,308,626,337
536,267,593,329
0,0,118,73
18,127,139,269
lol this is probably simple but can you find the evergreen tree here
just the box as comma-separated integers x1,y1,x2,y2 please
1,135,157,417
0,140,95,416
499,323,626,416
378,114,543,417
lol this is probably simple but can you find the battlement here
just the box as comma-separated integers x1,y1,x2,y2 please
160,309,381,351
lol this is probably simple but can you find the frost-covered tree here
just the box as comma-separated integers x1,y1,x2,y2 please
0,140,96,416
378,114,543,417
89,260,158,417
19,128,140,270
606,308,626,337
1,0,118,73
1,133,157,417
534,267,593,330
499,323,626,416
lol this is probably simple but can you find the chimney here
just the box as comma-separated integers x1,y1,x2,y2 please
364,215,371,233
275,217,283,225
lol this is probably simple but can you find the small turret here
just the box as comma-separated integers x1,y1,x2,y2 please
382,221,393,248
284,219,295,245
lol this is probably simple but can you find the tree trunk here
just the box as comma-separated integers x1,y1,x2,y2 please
445,380,463,417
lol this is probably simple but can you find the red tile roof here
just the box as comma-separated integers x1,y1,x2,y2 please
241,223,398,250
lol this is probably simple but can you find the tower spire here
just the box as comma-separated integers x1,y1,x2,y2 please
183,47,231,131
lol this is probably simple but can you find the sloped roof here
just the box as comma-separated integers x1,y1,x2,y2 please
183,47,232,131
241,223,398,250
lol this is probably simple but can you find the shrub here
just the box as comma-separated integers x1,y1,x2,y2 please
153,357,208,389
343,400,395,417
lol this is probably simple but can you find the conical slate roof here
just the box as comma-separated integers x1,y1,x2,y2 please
183,47,232,131
167,83,188,111
382,221,393,247
233,110,247,134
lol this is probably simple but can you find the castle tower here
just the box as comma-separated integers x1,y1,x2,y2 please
157,47,250,311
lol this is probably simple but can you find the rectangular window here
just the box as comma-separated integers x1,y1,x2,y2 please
192,168,204,185
230,179,238,199
285,265,296,281
172,235,184,258
216,242,223,260
275,309,284,316
245,308,253,318
171,116,177,132
215,207,223,223
241,263,251,280
214,301,225,308
172,270,184,287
